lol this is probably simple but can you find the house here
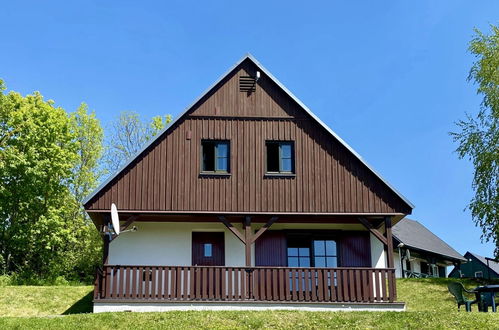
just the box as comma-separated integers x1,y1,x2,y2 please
392,218,466,278
449,252,499,279
84,54,414,313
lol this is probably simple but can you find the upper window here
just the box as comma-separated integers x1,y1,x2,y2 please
201,140,229,173
266,141,294,174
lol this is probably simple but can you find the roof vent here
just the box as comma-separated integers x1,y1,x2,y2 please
239,76,256,93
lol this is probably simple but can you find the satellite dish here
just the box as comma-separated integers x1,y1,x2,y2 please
110,203,120,235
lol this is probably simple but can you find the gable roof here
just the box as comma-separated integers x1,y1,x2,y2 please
83,54,415,209
467,252,499,275
393,218,465,261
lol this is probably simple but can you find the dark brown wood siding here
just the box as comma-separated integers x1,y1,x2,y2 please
85,59,411,215
255,231,287,266
339,233,371,267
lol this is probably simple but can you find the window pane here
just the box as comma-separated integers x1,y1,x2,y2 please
288,257,299,267
204,243,212,257
280,143,292,158
326,257,337,267
216,143,228,157
216,157,227,171
266,143,279,172
288,248,298,257
315,257,326,267
281,158,292,172
299,257,310,267
325,241,336,256
299,248,310,256
314,240,325,256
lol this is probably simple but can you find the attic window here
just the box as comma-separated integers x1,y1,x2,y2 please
266,141,294,174
239,76,256,93
201,140,230,173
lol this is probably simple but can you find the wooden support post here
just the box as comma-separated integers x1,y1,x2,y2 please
385,216,394,268
385,216,396,301
244,216,252,267
102,215,111,265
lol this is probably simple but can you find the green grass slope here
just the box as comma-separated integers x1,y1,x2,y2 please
0,279,498,329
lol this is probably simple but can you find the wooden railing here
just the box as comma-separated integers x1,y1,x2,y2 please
94,265,397,303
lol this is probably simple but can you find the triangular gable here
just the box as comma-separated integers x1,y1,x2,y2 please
84,54,414,212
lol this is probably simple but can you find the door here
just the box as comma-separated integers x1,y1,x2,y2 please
192,232,225,266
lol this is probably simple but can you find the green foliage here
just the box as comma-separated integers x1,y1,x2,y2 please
451,25,499,256
104,111,172,173
0,81,103,281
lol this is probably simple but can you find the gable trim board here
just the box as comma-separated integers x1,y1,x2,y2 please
83,54,414,213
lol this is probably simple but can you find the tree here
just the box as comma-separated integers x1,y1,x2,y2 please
451,25,499,257
0,81,105,281
0,81,77,277
104,111,172,174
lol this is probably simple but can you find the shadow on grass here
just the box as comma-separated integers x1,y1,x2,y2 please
63,291,93,315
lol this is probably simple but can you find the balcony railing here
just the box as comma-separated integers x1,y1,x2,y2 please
94,265,397,303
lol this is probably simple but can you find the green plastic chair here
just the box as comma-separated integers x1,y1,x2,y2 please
447,282,478,312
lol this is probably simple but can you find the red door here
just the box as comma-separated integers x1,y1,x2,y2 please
192,232,225,266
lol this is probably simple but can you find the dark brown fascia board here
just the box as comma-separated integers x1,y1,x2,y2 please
85,209,406,217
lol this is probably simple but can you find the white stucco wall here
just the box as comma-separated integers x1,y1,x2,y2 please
109,222,251,266
108,222,387,268
370,233,386,268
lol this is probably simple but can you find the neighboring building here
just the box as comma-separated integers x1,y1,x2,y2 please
392,218,466,278
449,252,499,279
84,54,414,312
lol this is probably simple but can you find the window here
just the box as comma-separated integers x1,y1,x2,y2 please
201,140,229,173
287,247,310,267
266,141,294,173
313,240,337,267
475,271,483,278
204,243,212,257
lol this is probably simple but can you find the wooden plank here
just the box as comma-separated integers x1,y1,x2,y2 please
336,269,343,302
291,269,297,301
329,269,336,302
183,267,189,300
272,269,278,301
176,267,182,299
310,269,317,301
157,267,163,299
348,269,355,302
358,217,388,246
381,269,387,301
304,269,310,301
297,269,303,301
278,269,285,301
215,267,220,300
208,267,214,299
317,269,324,301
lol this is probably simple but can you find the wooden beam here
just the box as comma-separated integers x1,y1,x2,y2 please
251,216,278,243
120,215,138,231
385,216,394,268
218,216,245,244
244,216,252,267
358,217,388,246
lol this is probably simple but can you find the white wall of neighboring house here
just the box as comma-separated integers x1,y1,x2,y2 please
108,222,386,268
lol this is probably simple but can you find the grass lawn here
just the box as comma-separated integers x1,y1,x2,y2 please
0,278,498,329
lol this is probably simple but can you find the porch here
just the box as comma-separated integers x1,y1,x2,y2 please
93,265,402,311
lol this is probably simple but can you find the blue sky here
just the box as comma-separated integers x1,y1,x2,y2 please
1,1,497,258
